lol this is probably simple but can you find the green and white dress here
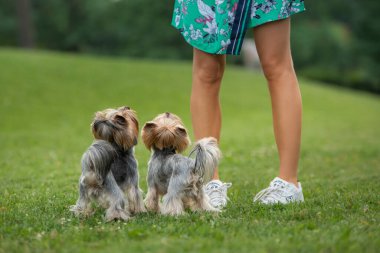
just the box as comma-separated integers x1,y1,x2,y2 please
171,0,305,55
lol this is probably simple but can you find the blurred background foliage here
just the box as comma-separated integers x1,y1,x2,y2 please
0,0,379,93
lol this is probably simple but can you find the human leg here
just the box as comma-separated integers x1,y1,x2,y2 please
191,48,232,208
253,18,302,187
191,48,226,180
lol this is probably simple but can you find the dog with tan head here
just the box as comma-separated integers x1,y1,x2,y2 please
142,112,221,215
70,106,145,222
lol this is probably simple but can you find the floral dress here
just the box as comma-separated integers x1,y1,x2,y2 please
172,0,305,55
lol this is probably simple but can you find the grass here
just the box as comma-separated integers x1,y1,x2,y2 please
0,48,379,253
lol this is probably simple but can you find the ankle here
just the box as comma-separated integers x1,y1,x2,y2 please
278,175,299,188
212,169,219,180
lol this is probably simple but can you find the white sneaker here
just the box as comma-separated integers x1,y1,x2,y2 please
204,180,232,209
253,177,304,204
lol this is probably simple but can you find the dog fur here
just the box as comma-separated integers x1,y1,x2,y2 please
70,106,145,222
141,112,221,215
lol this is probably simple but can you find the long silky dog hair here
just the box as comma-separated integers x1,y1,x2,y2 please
142,112,221,215
70,106,145,222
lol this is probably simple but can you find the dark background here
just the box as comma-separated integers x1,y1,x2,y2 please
1,0,379,93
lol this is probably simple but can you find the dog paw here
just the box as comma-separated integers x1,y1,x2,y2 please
105,209,130,222
202,204,222,213
128,201,147,214
160,207,185,216
132,204,147,214
69,205,93,217
144,200,159,213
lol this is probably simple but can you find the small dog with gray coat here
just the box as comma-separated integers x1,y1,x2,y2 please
141,112,221,215
70,106,145,222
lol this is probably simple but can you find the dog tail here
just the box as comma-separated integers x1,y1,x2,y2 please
189,137,221,183
81,140,117,186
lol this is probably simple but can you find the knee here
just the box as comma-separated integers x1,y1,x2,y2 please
260,57,295,83
193,60,225,90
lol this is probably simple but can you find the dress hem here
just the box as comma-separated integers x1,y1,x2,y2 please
247,8,306,29
171,7,306,55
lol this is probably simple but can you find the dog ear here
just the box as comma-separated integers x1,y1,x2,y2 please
114,115,128,126
127,111,139,146
119,107,139,132
143,121,157,131
175,126,188,137
174,126,190,153
141,121,158,150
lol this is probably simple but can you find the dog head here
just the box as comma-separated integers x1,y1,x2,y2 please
91,106,139,150
141,112,190,153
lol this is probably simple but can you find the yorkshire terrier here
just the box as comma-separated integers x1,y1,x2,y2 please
70,106,145,222
141,112,221,215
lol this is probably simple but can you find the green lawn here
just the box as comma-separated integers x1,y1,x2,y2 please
0,49,379,253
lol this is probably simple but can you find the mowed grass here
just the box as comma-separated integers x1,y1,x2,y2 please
0,48,379,253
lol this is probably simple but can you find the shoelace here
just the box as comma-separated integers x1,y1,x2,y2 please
205,183,232,207
253,185,287,203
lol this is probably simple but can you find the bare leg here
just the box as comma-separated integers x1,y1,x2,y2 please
191,48,226,180
253,18,302,186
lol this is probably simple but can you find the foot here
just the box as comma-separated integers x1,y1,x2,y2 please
105,208,130,222
144,191,159,212
161,196,185,216
127,188,147,214
204,180,232,209
69,204,93,217
253,177,304,204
